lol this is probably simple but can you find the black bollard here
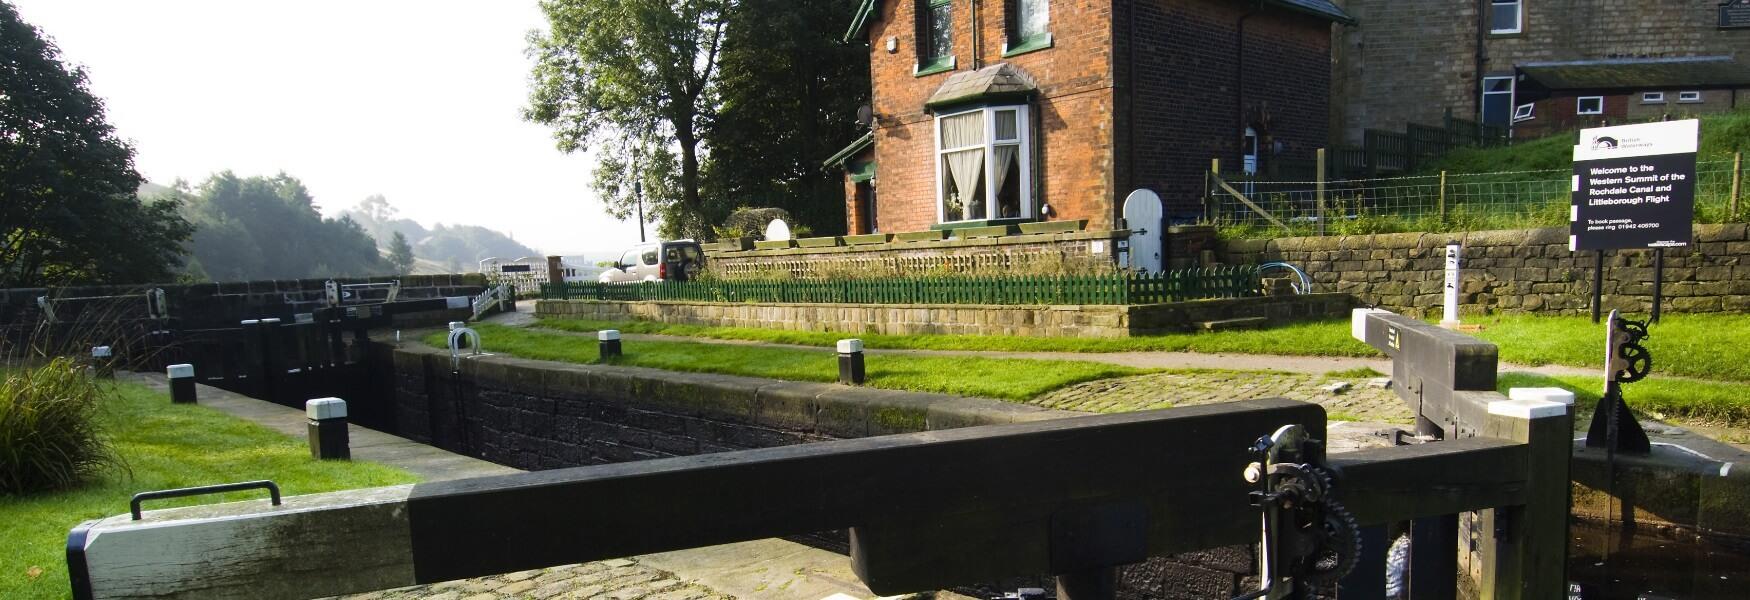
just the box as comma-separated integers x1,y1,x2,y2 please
599,330,622,358
305,398,351,460
837,339,866,385
167,364,197,404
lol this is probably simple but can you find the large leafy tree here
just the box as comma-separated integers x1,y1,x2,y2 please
176,172,389,281
706,0,869,236
526,0,728,239
0,2,191,287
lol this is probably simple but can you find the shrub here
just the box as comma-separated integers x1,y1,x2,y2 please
0,358,119,494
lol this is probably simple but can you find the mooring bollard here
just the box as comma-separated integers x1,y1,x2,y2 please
90,346,114,378
167,364,196,404
305,398,350,461
599,330,622,358
838,339,865,385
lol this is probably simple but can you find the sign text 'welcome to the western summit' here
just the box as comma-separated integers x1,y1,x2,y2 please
1570,119,1698,251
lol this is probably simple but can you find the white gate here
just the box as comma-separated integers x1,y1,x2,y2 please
1121,189,1163,273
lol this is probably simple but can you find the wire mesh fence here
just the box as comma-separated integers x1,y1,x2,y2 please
1209,158,1743,238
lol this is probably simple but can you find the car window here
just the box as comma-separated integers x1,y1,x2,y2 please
620,250,640,268
642,250,658,265
665,246,683,262
683,246,702,261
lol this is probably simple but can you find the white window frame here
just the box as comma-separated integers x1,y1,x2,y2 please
1482,76,1515,126
1679,91,1703,103
1490,0,1523,35
1512,103,1535,122
1642,91,1666,104
1577,96,1604,115
933,105,1034,224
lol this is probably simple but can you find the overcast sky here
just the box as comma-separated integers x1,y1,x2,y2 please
13,0,644,256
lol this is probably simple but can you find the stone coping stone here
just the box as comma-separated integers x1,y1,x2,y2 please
392,342,1074,436
844,233,893,245
1018,219,1087,234
795,236,843,248
538,298,1134,313
953,225,1015,239
754,239,796,250
895,230,948,242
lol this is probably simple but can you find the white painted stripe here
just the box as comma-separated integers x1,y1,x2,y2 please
1351,308,1390,343
166,364,194,379
306,397,348,420
598,329,622,341
1509,387,1575,406
1488,399,1568,419
837,339,864,354
1724,463,1734,477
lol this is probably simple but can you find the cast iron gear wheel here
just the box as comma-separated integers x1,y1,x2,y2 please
1296,467,1360,588
1617,342,1652,384
1619,319,1650,342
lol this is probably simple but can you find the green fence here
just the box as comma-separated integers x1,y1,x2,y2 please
540,267,1261,306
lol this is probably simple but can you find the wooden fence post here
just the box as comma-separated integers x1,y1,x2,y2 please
1316,148,1327,236
1477,398,1572,599
1732,151,1742,221
1439,171,1448,222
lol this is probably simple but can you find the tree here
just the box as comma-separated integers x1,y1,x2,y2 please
705,0,869,236
525,0,728,239
0,2,192,287
178,172,390,280
388,231,415,274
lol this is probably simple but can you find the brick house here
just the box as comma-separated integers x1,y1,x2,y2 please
1333,0,1750,143
826,0,1353,235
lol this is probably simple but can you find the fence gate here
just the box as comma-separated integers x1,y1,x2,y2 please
1121,189,1163,273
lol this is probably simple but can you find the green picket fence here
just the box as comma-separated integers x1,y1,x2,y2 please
541,267,1260,306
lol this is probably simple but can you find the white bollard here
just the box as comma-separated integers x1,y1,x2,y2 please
1441,242,1462,329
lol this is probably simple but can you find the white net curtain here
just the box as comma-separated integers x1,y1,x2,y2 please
940,110,986,221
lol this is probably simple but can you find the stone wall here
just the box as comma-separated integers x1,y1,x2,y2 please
536,294,1356,338
1219,224,1750,316
705,229,1127,279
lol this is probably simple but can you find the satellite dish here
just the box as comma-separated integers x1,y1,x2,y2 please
764,219,792,241
857,105,875,129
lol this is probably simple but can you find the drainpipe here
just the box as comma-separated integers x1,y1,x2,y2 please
1474,0,1488,123
1237,3,1261,167
1127,0,1138,226
971,0,983,69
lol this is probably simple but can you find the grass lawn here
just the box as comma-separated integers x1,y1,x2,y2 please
435,324,1153,401
537,313,1750,383
0,381,417,600
533,317,1382,357
1497,372,1750,427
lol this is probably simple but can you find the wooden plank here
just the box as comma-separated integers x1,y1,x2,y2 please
1477,403,1572,599
1329,437,1527,524
1213,174,1292,232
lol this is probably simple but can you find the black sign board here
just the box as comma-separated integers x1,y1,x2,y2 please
1723,0,1750,29
1570,120,1698,251
499,264,532,273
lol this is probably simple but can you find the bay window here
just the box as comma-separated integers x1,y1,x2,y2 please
935,105,1032,223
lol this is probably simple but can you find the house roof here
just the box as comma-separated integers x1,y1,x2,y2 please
925,63,1038,109
823,131,875,170
1518,56,1750,91
844,0,1353,44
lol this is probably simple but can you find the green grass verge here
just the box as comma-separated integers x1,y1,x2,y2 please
0,382,418,600
1498,372,1750,427
437,324,1153,401
533,317,1381,357
536,312,1750,384
1467,313,1750,383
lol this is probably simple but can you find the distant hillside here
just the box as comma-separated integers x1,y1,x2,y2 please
339,195,540,273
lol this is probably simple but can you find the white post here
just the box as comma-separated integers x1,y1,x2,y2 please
1441,242,1462,329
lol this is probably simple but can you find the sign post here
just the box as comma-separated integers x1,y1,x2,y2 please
1570,119,1699,322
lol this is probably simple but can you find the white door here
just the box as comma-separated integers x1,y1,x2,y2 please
1121,189,1163,273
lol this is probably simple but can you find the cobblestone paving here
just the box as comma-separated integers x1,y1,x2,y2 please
1030,371,1414,424
338,559,734,600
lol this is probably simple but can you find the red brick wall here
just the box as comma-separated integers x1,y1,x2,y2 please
856,0,1331,231
863,0,1117,232
1116,0,1333,215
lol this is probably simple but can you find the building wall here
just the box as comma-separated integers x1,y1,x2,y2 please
865,0,1117,232
1624,88,1746,121
1119,0,1333,213
1332,0,1750,143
